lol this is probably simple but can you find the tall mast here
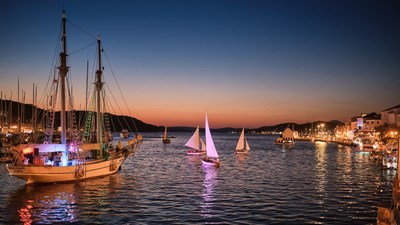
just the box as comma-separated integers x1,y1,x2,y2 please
18,78,21,133
9,91,12,130
0,91,2,129
59,10,69,145
86,60,89,111
95,35,104,156
33,83,37,141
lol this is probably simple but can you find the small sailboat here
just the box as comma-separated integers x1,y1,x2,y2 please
162,126,171,144
185,126,206,155
120,129,129,139
235,128,250,154
201,113,220,167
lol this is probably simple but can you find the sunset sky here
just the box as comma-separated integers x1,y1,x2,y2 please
1,0,399,128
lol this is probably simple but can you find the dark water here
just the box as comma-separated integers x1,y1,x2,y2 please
0,133,395,224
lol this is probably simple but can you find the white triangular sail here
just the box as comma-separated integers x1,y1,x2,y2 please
235,128,245,150
245,139,250,150
205,113,219,158
185,126,200,150
201,138,206,151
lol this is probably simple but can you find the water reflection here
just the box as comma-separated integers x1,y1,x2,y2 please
8,183,79,224
6,175,123,224
336,145,353,179
0,134,394,224
201,166,218,218
235,153,249,169
186,155,203,174
315,141,327,194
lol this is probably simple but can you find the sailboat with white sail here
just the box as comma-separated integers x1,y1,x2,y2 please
162,126,171,144
6,11,142,184
185,126,206,155
201,113,220,167
235,128,250,154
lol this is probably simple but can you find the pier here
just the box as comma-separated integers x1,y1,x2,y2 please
295,137,354,147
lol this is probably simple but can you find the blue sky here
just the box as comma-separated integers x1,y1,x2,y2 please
1,0,399,128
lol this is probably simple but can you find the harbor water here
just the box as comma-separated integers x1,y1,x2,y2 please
0,133,394,224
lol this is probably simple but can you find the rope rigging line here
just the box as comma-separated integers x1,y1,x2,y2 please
102,45,139,133
104,82,132,133
66,19,97,40
103,88,126,133
69,41,96,56
86,46,98,102
38,25,62,111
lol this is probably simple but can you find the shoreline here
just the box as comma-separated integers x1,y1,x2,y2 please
295,137,353,147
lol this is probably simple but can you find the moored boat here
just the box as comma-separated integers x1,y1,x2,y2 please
5,11,142,184
120,129,129,139
275,127,295,149
382,154,397,170
352,135,378,152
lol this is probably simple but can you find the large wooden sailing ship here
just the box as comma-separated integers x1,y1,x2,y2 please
6,11,142,184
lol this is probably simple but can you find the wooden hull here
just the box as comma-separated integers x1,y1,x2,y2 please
5,141,142,184
201,158,220,168
235,149,249,154
6,156,125,184
163,139,171,144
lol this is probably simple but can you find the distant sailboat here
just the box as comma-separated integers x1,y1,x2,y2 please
201,113,220,167
185,126,206,155
162,126,171,144
235,128,250,154
120,129,129,139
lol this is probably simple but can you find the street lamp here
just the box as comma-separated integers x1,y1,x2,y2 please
318,124,325,139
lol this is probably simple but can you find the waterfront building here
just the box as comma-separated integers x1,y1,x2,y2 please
363,113,382,130
350,117,358,131
381,104,400,126
335,113,381,141
354,112,382,130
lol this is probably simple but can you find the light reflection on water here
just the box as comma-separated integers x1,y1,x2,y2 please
201,166,218,218
0,133,395,224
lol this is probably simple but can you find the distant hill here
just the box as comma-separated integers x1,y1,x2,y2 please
169,120,344,133
252,120,344,134
1,100,344,133
1,100,161,132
